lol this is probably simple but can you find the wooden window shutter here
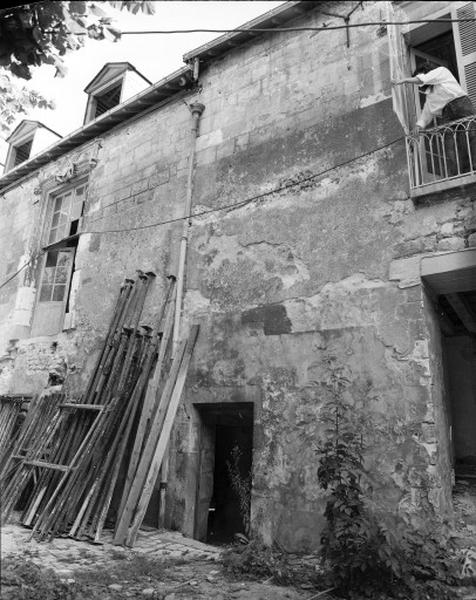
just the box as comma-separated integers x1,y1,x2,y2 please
452,2,476,107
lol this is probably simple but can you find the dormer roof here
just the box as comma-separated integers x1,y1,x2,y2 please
4,119,62,174
0,1,321,191
6,120,61,145
83,62,152,94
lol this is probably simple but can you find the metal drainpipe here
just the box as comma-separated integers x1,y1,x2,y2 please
158,100,204,530
172,101,205,355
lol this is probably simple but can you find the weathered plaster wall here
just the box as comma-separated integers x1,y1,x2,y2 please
0,176,40,390
0,0,473,550
167,1,459,548
0,95,196,394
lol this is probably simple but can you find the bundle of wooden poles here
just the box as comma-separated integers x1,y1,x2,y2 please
0,271,199,547
0,395,29,475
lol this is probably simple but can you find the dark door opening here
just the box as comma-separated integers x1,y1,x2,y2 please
434,291,476,478
194,403,253,545
423,253,476,524
443,331,476,478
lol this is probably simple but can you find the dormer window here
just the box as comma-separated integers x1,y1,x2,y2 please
12,138,33,167
93,81,122,118
83,62,152,125
4,120,62,174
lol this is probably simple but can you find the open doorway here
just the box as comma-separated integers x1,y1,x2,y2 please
437,289,476,525
423,252,476,489
439,291,476,478
194,403,253,545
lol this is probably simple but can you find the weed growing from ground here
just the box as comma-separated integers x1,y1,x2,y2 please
1,553,176,600
1,557,87,600
222,539,322,588
74,553,169,587
316,359,459,600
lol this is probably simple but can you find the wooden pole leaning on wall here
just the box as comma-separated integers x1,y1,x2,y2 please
117,276,177,521
113,324,199,547
0,397,23,472
126,325,200,547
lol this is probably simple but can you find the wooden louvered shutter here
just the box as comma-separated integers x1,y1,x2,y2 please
452,2,476,107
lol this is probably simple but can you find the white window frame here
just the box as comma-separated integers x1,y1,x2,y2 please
31,179,88,336
43,182,87,246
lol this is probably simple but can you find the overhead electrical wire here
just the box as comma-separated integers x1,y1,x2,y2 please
0,133,404,291
87,134,404,232
0,9,470,291
119,18,476,36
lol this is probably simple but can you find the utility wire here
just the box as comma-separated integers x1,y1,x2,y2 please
0,133,404,291
87,134,404,233
120,18,476,35
0,258,35,290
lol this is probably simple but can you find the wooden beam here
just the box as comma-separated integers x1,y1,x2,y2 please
422,249,476,278
59,403,103,411
23,460,70,472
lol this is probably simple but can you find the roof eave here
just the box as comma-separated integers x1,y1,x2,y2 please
0,66,193,194
183,1,320,64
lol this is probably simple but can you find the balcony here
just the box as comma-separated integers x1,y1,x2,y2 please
406,115,476,199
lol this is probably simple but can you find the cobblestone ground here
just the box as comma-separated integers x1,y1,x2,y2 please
0,522,316,599
4,517,475,599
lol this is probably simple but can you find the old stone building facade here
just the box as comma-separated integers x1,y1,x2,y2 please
0,0,476,550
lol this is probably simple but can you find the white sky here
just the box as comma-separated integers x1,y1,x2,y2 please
1,1,284,163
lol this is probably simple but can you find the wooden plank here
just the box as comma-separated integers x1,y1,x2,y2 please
82,280,134,404
421,248,476,277
72,324,154,540
30,402,113,539
117,288,176,519
0,396,64,522
92,344,156,542
126,325,199,546
23,486,47,526
59,403,104,411
45,401,121,539
113,336,188,545
22,460,70,472
68,481,97,537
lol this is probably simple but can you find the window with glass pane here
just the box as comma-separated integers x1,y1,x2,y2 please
39,250,73,302
47,184,87,245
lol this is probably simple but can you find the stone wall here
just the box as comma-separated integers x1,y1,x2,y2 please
0,1,472,550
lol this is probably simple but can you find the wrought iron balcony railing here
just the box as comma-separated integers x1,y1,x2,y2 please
406,115,476,194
